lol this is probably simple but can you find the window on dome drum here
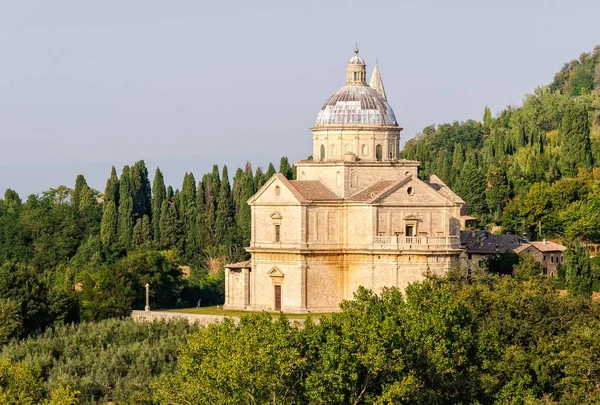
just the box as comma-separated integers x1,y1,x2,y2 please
274,224,280,242
353,72,358,81
320,145,325,161
376,144,382,161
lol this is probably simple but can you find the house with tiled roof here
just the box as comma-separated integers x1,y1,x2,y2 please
224,49,471,313
514,240,567,275
459,231,567,275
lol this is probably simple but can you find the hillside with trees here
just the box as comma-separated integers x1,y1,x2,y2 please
401,45,600,241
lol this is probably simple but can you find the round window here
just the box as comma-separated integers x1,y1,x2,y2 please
275,186,280,196
407,187,414,196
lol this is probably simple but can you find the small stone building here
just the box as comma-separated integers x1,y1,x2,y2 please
225,49,471,313
514,240,566,275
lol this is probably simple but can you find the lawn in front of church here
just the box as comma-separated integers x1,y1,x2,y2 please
161,306,332,320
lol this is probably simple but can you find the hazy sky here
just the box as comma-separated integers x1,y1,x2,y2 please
1,0,599,196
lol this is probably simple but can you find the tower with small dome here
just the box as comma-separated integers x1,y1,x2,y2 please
224,48,469,314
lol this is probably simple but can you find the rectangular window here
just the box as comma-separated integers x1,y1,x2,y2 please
274,224,280,242
551,256,554,263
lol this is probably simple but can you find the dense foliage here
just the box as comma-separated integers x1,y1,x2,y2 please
0,158,295,340
0,318,197,404
401,46,600,241
152,271,600,404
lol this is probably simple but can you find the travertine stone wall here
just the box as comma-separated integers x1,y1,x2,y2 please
311,127,401,162
296,160,419,198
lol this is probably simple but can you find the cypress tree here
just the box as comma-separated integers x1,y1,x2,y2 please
71,174,88,210
565,241,593,298
117,196,134,250
180,173,197,220
451,144,464,187
485,167,509,221
100,201,118,249
159,201,182,250
130,160,152,220
254,167,266,190
152,168,166,242
279,157,293,180
104,166,120,207
455,151,487,216
119,166,132,202
132,215,153,248
180,173,199,260
78,184,97,210
559,100,592,177
167,185,174,201
232,167,245,216
132,218,144,248
265,163,276,180
203,167,220,240
215,166,236,256
237,171,254,247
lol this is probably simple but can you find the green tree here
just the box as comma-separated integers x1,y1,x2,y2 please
104,166,120,207
71,174,87,211
214,166,237,256
486,166,510,221
455,150,487,216
265,162,276,180
100,200,118,249
130,160,152,220
279,157,293,179
560,100,593,177
152,167,167,242
565,241,593,297
0,298,21,345
159,201,182,250
117,196,134,250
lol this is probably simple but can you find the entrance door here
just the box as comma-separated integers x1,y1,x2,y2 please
274,285,281,311
405,225,414,237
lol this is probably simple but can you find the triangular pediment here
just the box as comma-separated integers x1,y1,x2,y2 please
247,173,308,206
404,213,420,221
268,267,284,278
370,176,457,205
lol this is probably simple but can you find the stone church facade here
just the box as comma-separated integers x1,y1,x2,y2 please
225,49,469,313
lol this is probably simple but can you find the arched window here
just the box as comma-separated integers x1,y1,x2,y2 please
376,144,382,161
320,144,325,161
362,144,367,156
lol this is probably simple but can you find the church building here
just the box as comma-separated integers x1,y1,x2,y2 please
224,48,469,313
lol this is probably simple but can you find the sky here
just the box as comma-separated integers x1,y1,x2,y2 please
0,0,599,196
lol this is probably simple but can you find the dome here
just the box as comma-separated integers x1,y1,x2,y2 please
348,54,366,65
315,85,398,126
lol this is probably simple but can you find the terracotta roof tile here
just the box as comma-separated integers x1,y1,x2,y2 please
224,260,251,269
288,180,341,201
348,180,396,201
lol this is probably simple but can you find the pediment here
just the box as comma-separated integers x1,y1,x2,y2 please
404,214,420,221
268,267,284,278
372,176,456,206
247,173,307,206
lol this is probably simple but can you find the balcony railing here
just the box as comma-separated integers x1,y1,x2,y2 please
373,235,460,250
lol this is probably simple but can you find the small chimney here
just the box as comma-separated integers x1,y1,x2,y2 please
543,239,547,244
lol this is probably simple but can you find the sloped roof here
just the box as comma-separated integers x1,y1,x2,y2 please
426,175,465,204
461,231,524,255
514,240,566,254
224,260,251,269
288,180,341,202
347,179,396,201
